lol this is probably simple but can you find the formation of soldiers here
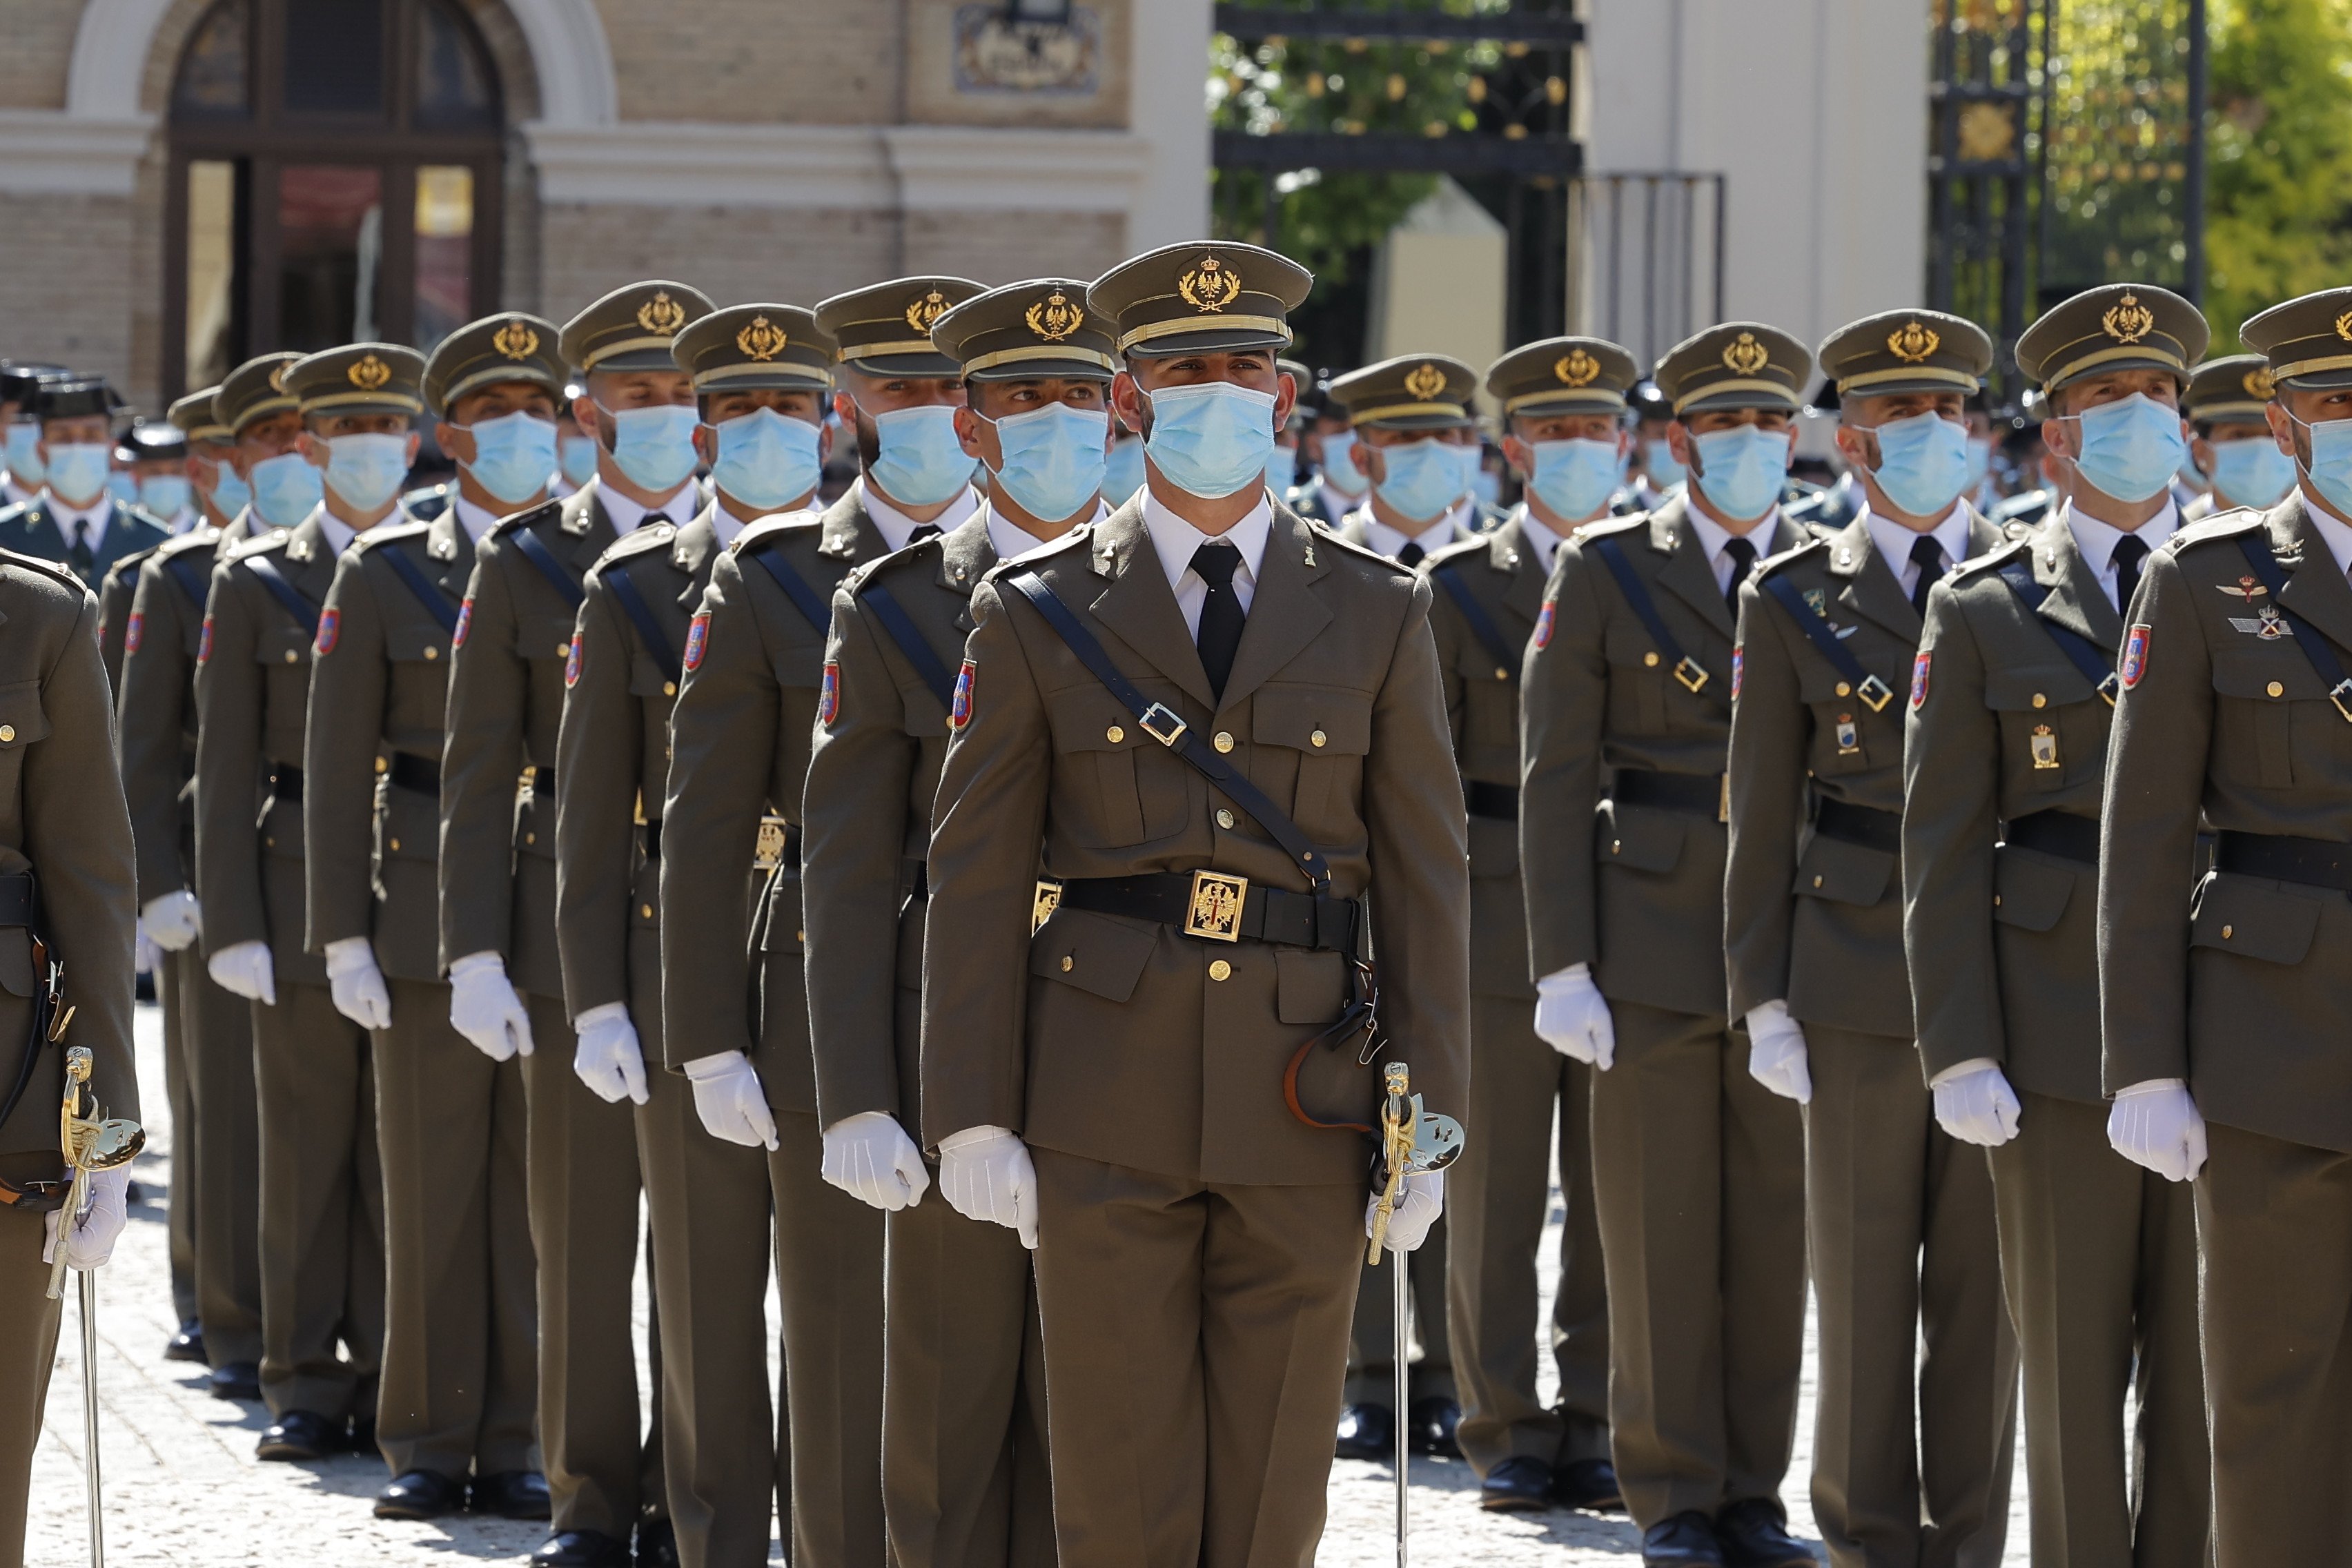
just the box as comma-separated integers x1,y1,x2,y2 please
0,243,2342,1568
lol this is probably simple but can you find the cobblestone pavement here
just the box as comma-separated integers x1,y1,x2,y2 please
28,1006,2032,1565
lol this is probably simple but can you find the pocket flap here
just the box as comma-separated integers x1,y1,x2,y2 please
1467,812,1519,878
258,623,311,666
378,783,440,861
2210,651,2322,701
628,652,676,699
527,615,580,663
1028,905,1155,1003
1983,663,2091,712
1794,830,1894,906
1991,843,2078,932
1275,947,1349,1023
2190,871,2324,966
1044,684,1147,754
1251,684,1372,755
384,622,450,665
0,681,50,751
1596,798,1685,875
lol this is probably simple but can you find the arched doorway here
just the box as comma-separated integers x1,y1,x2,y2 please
164,0,506,396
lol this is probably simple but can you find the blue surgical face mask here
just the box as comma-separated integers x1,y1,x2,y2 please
106,469,139,506
5,422,43,484
1142,382,1279,499
1265,442,1299,496
249,449,324,528
1529,438,1627,521
1965,434,1994,490
559,432,600,488
866,404,977,508
1689,425,1790,522
43,443,112,506
2208,435,2295,509
139,473,190,518
206,465,250,520
1373,438,1478,523
2286,411,2352,518
1473,469,1501,509
1102,433,1145,502
455,411,557,507
983,402,1109,524
2066,393,2188,504
1643,436,1686,490
1318,429,1367,497
1866,411,1973,518
712,407,823,514
324,432,412,513
598,402,700,494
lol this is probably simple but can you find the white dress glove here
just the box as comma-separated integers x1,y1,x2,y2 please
1533,963,1616,1068
447,950,531,1061
43,1166,130,1271
1745,1000,1812,1104
135,923,160,979
141,890,202,951
206,939,276,1006
571,1002,647,1105
1931,1059,2022,1147
324,937,392,1030
1366,1169,1446,1254
937,1125,1038,1248
821,1110,932,1213
684,1050,778,1150
2107,1077,2207,1182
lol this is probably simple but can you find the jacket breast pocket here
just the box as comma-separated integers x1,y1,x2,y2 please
526,615,579,667
2189,870,2322,966
257,623,312,669
1793,830,1894,907
1601,621,1669,732
0,682,48,805
1985,664,2092,794
2211,653,2311,790
1797,660,1881,774
1029,905,1155,1003
1251,683,1373,842
629,651,676,700
1044,683,1167,846
1596,798,1685,876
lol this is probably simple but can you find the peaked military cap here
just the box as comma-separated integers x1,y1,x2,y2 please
1817,309,1991,400
123,421,186,461
2015,284,2206,393
285,343,426,420
672,304,834,393
561,280,714,375
422,311,566,416
1654,323,1811,415
2240,287,2352,393
168,387,231,444
215,352,305,433
32,378,113,422
2183,353,2277,425
1627,378,1672,422
1086,240,1311,358
930,279,1116,382
1486,337,1638,419
815,277,984,377
1326,353,1478,430
0,364,66,407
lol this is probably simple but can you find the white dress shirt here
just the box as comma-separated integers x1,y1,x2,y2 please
1360,507,1462,562
981,497,1105,564
861,475,981,552
313,507,355,557
1685,506,1781,595
1863,500,1974,599
1517,507,1565,575
597,478,696,539
48,494,112,558
2301,493,2352,580
451,495,508,546
2062,498,2179,610
1144,488,1272,638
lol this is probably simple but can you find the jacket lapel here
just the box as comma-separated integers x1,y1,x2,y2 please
2273,492,2352,657
1648,496,1736,639
426,509,474,596
1216,504,1334,714
1493,513,1546,634
286,516,339,601
937,511,997,631
820,482,892,564
1829,517,1923,641
1081,497,1218,712
2033,511,2122,651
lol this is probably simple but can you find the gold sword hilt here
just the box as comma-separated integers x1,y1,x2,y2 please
1367,1061,1413,1264
46,1039,147,1301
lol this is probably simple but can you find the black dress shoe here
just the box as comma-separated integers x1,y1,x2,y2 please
163,1320,206,1364
635,1519,679,1568
1715,1498,1814,1568
471,1469,553,1520
1478,1455,1556,1513
375,1469,467,1520
1333,1402,1396,1461
1553,1456,1626,1513
207,1360,262,1401
256,1410,344,1462
1643,1511,1727,1567
531,1529,631,1567
1407,1396,1462,1458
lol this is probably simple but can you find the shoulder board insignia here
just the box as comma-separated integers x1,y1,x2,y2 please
355,519,431,551
1950,536,2030,579
1317,528,1413,573
1752,536,1826,579
490,498,564,540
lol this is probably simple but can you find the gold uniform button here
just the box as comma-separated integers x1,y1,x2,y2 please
640,903,654,919
663,681,676,696
2221,924,2234,939
1310,729,1328,748
1834,681,1852,698
0,725,14,743
2030,693,2046,708
1812,875,1825,888
2268,680,2285,698
1208,959,1232,981
387,838,400,852
284,649,298,663
556,641,572,657
374,756,388,773
525,832,536,845
1610,840,1622,854
1493,667,1509,680
423,645,438,660
1213,731,1235,753
1060,956,1074,972
1215,808,1235,829
1644,652,1660,668
1993,894,2003,908
1106,725,1124,744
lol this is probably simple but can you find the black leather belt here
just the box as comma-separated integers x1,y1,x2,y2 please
643,819,662,860
1812,796,1901,855
1464,781,1520,821
530,767,556,797
2215,830,2352,894
1058,871,1361,952
268,764,302,803
1613,767,1727,822
386,752,439,794
2004,810,2099,865
0,874,31,928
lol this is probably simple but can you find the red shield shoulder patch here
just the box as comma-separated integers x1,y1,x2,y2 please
1910,649,1932,710
950,658,977,730
1731,644,1744,700
453,596,473,649
1533,598,1557,650
314,607,340,656
2121,623,2153,689
819,660,841,726
563,635,582,688
197,616,214,665
683,613,710,673
124,611,143,657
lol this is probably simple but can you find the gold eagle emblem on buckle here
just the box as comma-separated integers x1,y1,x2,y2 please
905,289,950,333
752,814,791,873
736,315,789,362
1183,870,1248,942
491,320,539,362
1554,348,1600,386
346,353,392,391
1721,331,1770,376
1178,255,1243,313
1886,319,1940,364
1403,361,1448,401
1025,290,1084,342
1030,879,1063,935
637,291,687,336
2246,366,2277,399
2101,292,2154,344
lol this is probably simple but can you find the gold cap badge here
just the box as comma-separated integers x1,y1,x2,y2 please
1887,320,1941,364
1403,361,1447,401
267,363,290,393
905,289,950,334
2246,366,2277,399
2334,311,2352,344
637,291,687,337
347,353,392,391
1722,332,1770,376
1554,349,1600,386
2102,293,2154,344
491,320,539,362
1178,255,1243,313
736,315,789,362
1025,290,1084,342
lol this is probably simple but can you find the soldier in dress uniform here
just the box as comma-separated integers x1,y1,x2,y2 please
554,300,832,1568
0,545,140,1568
1619,378,1683,513
1287,369,1368,525
801,278,1110,1568
1905,282,2213,1568
124,420,199,533
914,239,1469,1568
657,274,981,1568
194,351,388,1467
2181,353,2292,522
1322,355,1484,568
440,289,715,1548
0,363,64,510
173,384,257,545
0,377,167,589
1724,311,2017,1568
1425,336,1632,1518
2099,284,2352,1565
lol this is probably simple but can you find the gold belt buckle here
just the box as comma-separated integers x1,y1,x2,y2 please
1030,878,1063,934
1183,870,1248,942
752,814,790,872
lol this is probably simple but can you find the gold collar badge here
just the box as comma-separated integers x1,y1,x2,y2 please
905,289,950,333
1722,331,1770,376
1554,348,1600,386
1887,319,1940,364
491,320,539,362
736,315,789,362
1178,255,1243,313
2102,292,2154,344
1403,361,1448,401
1026,290,1083,342
637,291,687,337
346,353,392,391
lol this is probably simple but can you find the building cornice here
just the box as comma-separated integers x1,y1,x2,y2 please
0,112,154,196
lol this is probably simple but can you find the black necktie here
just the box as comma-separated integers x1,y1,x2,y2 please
644,514,669,531
1398,540,1426,569
2110,533,2150,614
67,520,92,580
1190,541,1246,702
1909,535,1946,616
1721,536,1758,623
908,523,944,545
